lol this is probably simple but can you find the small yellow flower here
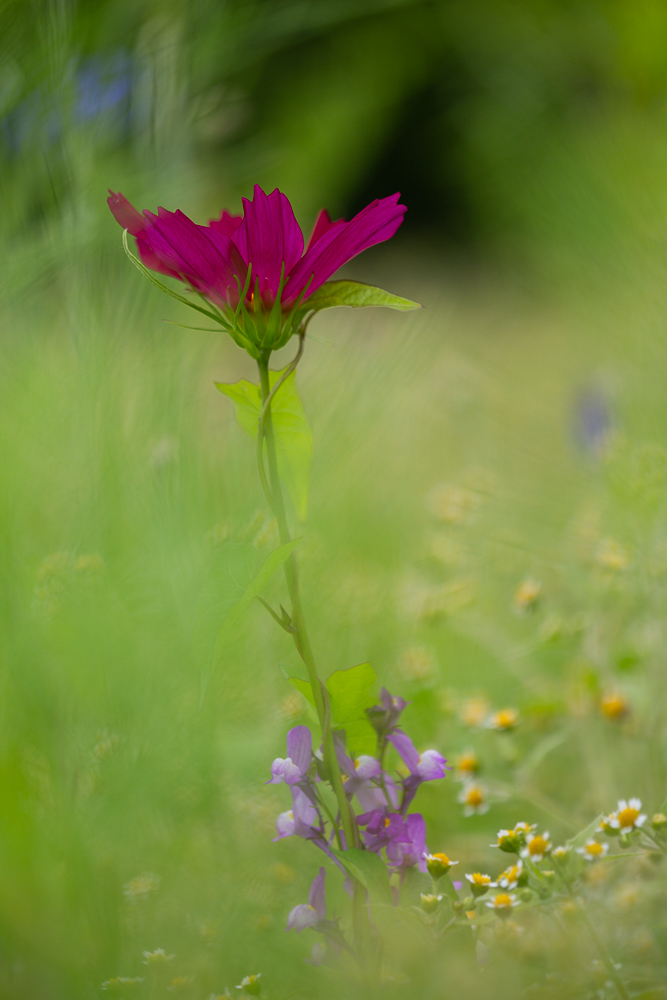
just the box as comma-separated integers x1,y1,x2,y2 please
459,697,489,729
521,831,552,862
487,708,519,732
455,750,480,778
576,839,609,861
596,539,630,571
236,974,261,996
425,852,458,879
497,860,524,889
493,829,522,854
142,949,174,966
102,979,144,992
458,782,489,816
552,845,571,861
600,692,629,720
652,813,667,831
485,892,519,917
123,873,160,899
513,578,541,613
465,872,497,897
607,799,647,835
168,977,193,991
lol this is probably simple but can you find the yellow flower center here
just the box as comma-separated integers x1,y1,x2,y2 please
432,852,450,865
504,866,520,881
494,894,513,908
494,709,518,729
529,836,549,856
601,693,627,719
466,787,484,807
585,842,604,856
457,754,478,772
471,873,490,885
385,817,391,828
618,807,639,828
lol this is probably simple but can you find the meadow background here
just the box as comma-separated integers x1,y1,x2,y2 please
2,1,667,996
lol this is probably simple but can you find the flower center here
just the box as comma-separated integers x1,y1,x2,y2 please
494,894,513,908
432,852,450,865
585,842,604,856
618,807,639,828
529,836,548,855
505,866,519,880
472,873,490,885
466,787,484,806
384,818,391,828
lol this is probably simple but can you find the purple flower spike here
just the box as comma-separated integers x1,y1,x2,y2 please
268,726,312,785
286,867,327,932
353,755,381,781
366,688,409,736
274,787,318,841
387,731,448,781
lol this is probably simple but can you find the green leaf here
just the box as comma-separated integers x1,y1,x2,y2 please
216,369,312,521
341,719,377,758
287,676,316,708
329,847,392,904
199,539,298,706
326,662,377,723
566,814,604,850
439,874,462,904
306,280,421,313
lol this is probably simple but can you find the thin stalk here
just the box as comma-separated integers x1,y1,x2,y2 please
256,351,359,853
557,873,629,1000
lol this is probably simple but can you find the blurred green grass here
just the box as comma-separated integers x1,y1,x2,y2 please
3,0,667,995
2,234,667,994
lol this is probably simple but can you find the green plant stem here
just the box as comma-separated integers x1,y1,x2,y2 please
256,352,359,853
558,876,629,1000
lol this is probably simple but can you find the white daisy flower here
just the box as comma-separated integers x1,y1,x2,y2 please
521,831,552,862
609,799,647,835
576,839,609,861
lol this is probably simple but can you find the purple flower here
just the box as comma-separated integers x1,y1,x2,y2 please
353,755,381,780
385,813,428,873
387,731,448,780
108,185,406,311
268,726,312,785
286,868,327,932
366,688,409,736
274,787,318,841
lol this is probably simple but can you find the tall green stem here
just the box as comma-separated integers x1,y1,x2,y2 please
256,353,359,852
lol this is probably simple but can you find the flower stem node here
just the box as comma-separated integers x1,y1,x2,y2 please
426,852,458,879
420,893,443,914
236,975,262,997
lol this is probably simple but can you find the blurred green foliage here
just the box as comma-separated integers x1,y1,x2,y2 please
3,0,667,997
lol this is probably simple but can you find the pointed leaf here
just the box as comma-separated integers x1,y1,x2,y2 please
329,847,392,904
307,280,421,313
200,539,298,706
216,369,312,521
566,814,604,850
326,662,377,724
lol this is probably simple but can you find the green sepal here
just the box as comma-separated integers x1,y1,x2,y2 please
306,279,421,313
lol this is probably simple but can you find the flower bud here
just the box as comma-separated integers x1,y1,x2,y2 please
518,888,533,903
652,813,667,833
420,893,442,914
237,975,262,997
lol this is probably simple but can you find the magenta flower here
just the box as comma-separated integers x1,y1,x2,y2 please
286,867,327,932
268,725,312,785
366,688,409,736
108,185,406,319
274,787,319,840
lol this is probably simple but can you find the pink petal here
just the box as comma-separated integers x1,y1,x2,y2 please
283,193,406,304
233,185,304,304
208,210,243,237
144,207,247,307
387,730,420,774
306,208,345,251
107,190,146,237
286,726,312,775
